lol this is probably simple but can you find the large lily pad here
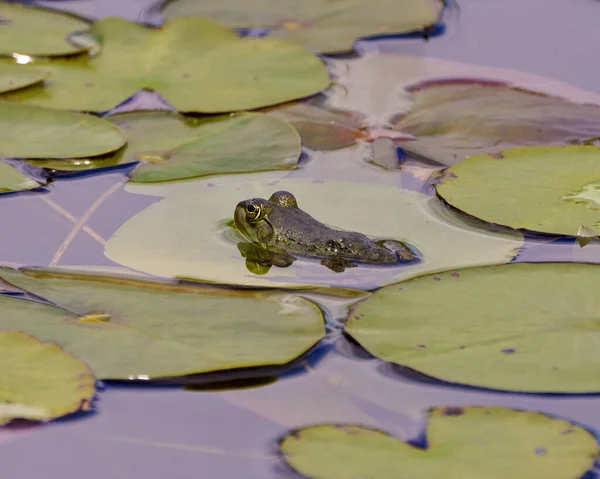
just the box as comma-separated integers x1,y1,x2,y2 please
0,102,126,159
160,0,444,54
392,82,600,166
0,17,330,113
279,408,598,479
0,267,325,380
0,163,40,193
435,145,600,237
347,263,600,393
26,111,302,181
0,3,90,57
105,165,523,290
0,330,96,426
0,64,49,94
324,54,600,129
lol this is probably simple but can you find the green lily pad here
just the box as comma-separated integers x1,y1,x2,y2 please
0,64,49,94
279,408,598,479
0,3,90,57
435,145,600,237
0,267,325,380
0,102,127,159
160,0,445,54
347,262,600,393
0,17,330,113
0,163,40,193
105,165,523,290
0,330,96,426
392,82,600,166
27,111,302,181
265,103,363,151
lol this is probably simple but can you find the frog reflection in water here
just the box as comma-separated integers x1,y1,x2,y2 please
234,191,417,273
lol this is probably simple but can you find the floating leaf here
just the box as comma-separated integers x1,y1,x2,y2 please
0,3,90,56
0,102,126,159
0,64,49,94
347,263,600,393
280,408,598,479
392,82,600,166
265,103,363,151
0,267,326,380
105,165,523,290
160,0,444,54
0,17,330,113
324,54,600,129
436,145,600,237
0,163,40,193
28,111,302,181
0,330,96,425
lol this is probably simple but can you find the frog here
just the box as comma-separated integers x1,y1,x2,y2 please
234,190,417,273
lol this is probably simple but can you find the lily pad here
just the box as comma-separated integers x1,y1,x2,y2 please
0,267,326,380
347,262,600,393
279,408,598,479
265,103,363,151
105,167,523,290
0,64,49,94
0,3,90,57
435,145,600,237
392,82,600,166
27,111,302,181
0,17,330,113
0,330,96,426
159,0,445,54
0,102,127,159
0,163,40,193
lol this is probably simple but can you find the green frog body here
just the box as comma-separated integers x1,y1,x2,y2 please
234,191,415,272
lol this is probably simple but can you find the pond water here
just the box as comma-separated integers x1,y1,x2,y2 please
1,0,600,477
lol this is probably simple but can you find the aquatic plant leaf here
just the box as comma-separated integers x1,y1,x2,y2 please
347,263,600,393
28,111,302,180
280,408,598,479
105,166,523,290
0,64,49,94
0,163,40,193
160,0,444,54
0,17,330,113
265,103,363,151
436,145,600,236
392,82,600,166
324,54,600,131
0,267,325,380
0,330,96,425
0,102,126,159
0,3,90,57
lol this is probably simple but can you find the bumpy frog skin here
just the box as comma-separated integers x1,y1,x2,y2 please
234,191,415,269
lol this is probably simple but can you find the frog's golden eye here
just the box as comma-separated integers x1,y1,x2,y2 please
245,202,261,220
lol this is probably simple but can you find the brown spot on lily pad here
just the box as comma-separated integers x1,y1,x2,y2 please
440,407,464,416
490,151,505,159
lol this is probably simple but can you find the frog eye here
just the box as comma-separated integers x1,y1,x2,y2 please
245,202,261,220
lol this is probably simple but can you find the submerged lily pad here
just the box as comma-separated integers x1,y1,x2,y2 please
27,111,302,181
105,167,523,290
436,145,600,236
265,103,363,151
160,0,444,54
0,330,96,425
0,17,330,113
0,3,90,57
0,102,126,159
0,163,40,193
280,408,598,479
392,82,600,166
347,263,600,393
0,64,49,94
0,267,325,380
